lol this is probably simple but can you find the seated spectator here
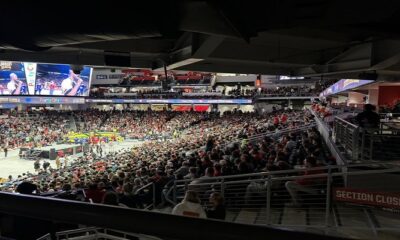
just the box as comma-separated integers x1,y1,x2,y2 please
85,183,105,203
184,167,198,180
172,190,206,218
102,192,121,206
55,184,77,201
119,183,138,208
206,192,226,220
16,181,37,195
285,156,325,207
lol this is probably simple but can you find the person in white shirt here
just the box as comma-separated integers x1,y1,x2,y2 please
172,190,206,218
61,70,83,96
7,73,22,95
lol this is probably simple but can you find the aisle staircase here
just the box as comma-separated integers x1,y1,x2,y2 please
153,203,400,239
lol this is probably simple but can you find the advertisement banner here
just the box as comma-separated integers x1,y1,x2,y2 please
320,79,374,97
150,104,166,111
23,62,37,95
86,98,253,104
333,187,400,209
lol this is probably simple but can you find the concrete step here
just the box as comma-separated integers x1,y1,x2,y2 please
281,206,307,226
234,209,258,224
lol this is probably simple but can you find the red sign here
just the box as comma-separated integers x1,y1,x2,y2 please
194,105,209,112
334,188,400,209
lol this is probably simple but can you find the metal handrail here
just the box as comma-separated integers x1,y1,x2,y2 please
172,165,400,190
334,116,358,129
173,162,400,184
164,162,400,239
247,123,316,141
0,192,346,240
215,122,316,151
38,227,165,240
134,182,153,195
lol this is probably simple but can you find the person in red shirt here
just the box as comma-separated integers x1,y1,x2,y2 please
85,182,105,203
280,113,288,124
49,81,57,95
273,115,280,125
285,156,325,206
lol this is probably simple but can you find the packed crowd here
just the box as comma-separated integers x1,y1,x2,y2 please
0,109,325,213
99,110,211,139
0,111,71,150
90,85,323,99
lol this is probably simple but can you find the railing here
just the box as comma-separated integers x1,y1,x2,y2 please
256,93,318,97
333,116,400,162
247,123,316,142
135,182,156,210
333,117,361,162
360,122,400,161
0,192,346,240
310,109,347,166
212,122,316,151
164,162,400,239
37,227,163,240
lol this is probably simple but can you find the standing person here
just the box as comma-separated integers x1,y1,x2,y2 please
205,136,214,152
99,145,103,157
3,146,7,158
7,73,23,95
49,81,57,95
55,156,61,169
43,160,50,172
35,81,42,95
34,160,40,172
355,104,380,129
64,156,69,169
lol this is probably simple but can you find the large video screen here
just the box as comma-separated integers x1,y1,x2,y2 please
320,79,374,97
0,61,37,95
36,64,92,96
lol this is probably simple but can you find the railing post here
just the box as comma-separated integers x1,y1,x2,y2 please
173,181,177,204
266,175,272,225
360,129,365,161
220,179,225,197
369,134,374,161
325,167,332,228
352,127,360,162
152,182,156,209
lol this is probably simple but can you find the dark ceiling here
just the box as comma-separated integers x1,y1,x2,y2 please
2,0,400,80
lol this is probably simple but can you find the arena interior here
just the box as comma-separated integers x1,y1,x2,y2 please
0,1,400,240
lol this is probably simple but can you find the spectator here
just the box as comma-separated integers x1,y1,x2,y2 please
172,190,206,218
102,192,120,206
206,192,226,220
285,156,325,207
85,183,105,203
355,104,380,129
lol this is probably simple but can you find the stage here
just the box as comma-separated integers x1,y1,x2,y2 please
38,144,86,159
20,144,86,160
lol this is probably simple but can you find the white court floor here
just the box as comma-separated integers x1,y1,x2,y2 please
0,140,143,179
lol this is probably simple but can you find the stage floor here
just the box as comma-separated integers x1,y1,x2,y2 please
0,141,144,179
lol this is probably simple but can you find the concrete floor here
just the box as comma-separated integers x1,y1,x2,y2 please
0,140,143,179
